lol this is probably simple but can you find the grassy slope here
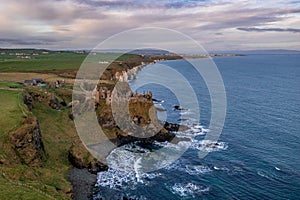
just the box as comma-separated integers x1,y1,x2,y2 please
0,52,142,199
0,50,172,199
0,90,24,136
0,89,48,200
0,87,78,199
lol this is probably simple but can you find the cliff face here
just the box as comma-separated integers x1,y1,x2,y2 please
9,116,46,167
68,139,108,174
96,82,175,147
23,90,68,110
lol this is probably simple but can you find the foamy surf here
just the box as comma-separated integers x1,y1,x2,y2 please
191,140,228,152
185,165,212,175
168,182,210,198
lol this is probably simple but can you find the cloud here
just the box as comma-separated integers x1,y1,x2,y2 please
0,38,59,45
237,27,300,33
0,0,299,50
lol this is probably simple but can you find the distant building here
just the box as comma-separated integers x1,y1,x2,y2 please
24,78,44,86
24,80,34,85
38,83,47,87
32,78,43,85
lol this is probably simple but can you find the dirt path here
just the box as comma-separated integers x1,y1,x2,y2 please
0,88,23,91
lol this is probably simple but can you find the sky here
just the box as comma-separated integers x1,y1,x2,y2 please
0,0,299,51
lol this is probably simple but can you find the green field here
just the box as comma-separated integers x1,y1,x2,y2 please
0,82,23,89
0,90,25,136
0,50,139,72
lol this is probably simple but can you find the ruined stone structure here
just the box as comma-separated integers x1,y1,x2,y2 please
93,86,113,106
130,91,153,103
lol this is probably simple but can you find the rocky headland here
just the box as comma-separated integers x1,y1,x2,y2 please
0,53,185,200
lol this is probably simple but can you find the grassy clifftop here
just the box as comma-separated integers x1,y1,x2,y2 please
0,87,77,199
0,50,182,199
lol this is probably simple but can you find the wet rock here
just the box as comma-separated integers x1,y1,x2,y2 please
164,121,189,132
173,105,185,110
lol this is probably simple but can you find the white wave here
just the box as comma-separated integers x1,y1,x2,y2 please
257,171,270,179
162,158,211,176
163,159,181,171
275,166,281,171
134,158,143,183
96,167,162,190
201,128,210,133
180,129,206,137
175,124,208,138
191,140,228,152
191,127,202,133
193,125,203,129
169,182,209,197
213,166,230,171
106,143,152,171
154,140,192,151
96,168,137,189
181,110,192,115
185,165,212,175
97,142,171,190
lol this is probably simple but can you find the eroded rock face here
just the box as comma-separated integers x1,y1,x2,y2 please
9,117,46,167
68,139,108,174
24,90,66,110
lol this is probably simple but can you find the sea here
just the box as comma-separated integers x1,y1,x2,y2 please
93,54,300,200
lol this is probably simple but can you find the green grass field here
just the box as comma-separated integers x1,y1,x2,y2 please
0,82,23,89
0,51,139,72
0,90,25,136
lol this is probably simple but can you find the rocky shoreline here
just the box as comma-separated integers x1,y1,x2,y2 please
68,121,187,200
68,168,98,200
68,59,189,199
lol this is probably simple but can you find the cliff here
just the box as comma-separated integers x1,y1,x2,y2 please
68,139,108,174
9,116,46,167
0,52,184,199
96,81,175,147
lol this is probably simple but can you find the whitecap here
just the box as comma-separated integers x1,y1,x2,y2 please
163,159,181,171
257,171,269,179
169,182,209,197
181,110,192,115
96,168,137,189
213,166,230,171
96,167,162,190
185,165,212,175
193,125,203,129
176,126,207,137
190,140,228,152
154,140,192,151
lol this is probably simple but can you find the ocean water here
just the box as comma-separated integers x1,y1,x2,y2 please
94,54,300,199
